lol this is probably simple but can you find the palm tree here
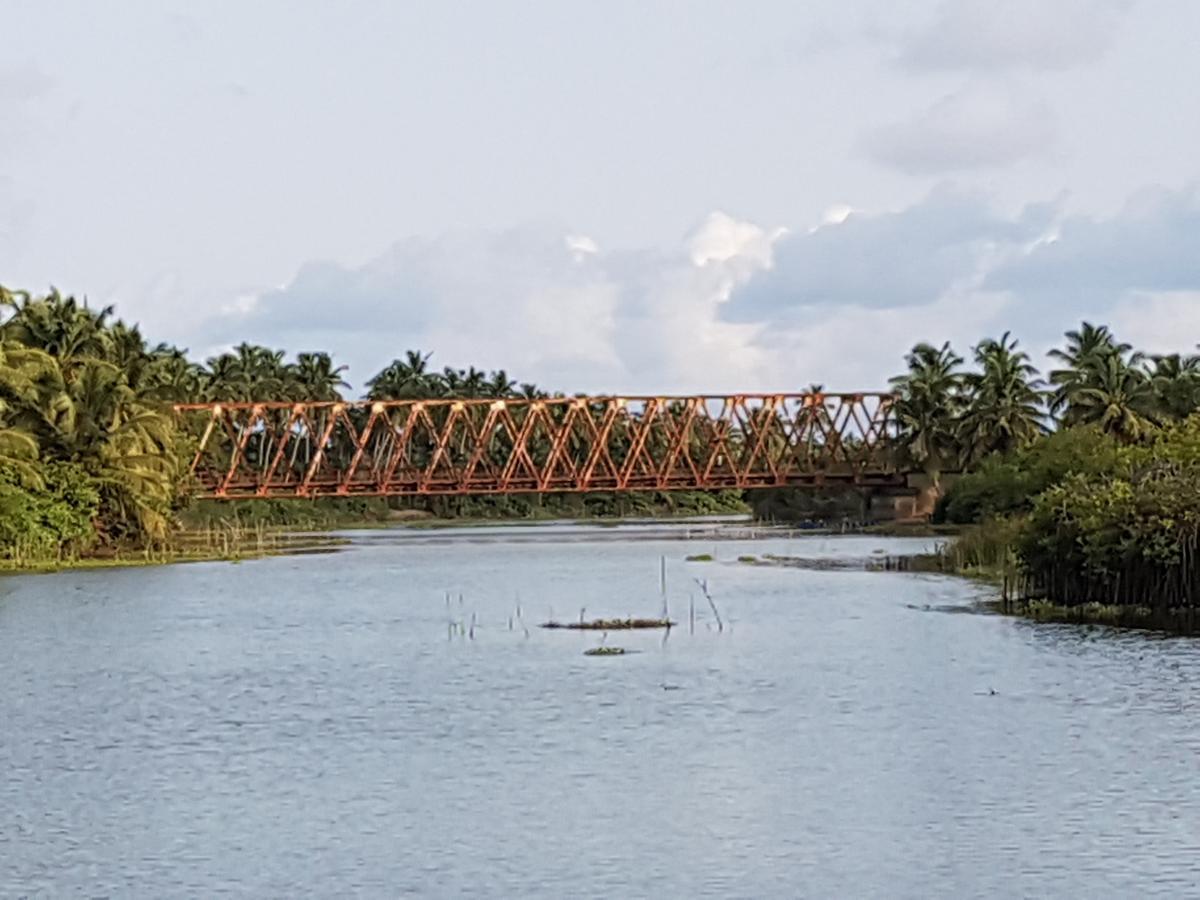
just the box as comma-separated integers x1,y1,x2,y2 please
1147,352,1200,421
441,367,467,396
1,288,114,367
202,353,248,400
0,340,58,485
888,341,964,492
144,347,206,403
958,332,1047,464
366,350,436,400
1047,321,1135,420
487,369,517,398
291,352,350,402
0,420,39,484
54,359,178,541
518,383,546,400
1067,352,1158,442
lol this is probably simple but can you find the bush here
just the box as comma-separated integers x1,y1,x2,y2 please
0,463,99,560
938,426,1125,524
1013,419,1200,608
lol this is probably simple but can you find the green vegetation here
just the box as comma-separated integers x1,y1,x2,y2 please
0,285,743,569
746,484,870,524
901,322,1200,616
5,278,1198,618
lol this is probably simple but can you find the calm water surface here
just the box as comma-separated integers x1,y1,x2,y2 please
2,523,1199,897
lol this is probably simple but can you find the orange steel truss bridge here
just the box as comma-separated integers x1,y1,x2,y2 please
175,393,902,500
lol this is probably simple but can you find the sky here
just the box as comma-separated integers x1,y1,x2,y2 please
3,0,1200,394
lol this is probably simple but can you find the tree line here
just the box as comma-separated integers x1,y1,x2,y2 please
4,282,1200,608
0,286,742,560
888,323,1200,489
888,323,1200,612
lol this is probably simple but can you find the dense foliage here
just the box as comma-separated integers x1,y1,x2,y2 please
914,323,1200,610
4,281,1199,609
0,286,744,562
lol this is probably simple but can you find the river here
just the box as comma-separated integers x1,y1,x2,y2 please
2,522,1199,897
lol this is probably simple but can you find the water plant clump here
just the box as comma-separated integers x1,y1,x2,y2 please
583,646,627,656
542,617,674,630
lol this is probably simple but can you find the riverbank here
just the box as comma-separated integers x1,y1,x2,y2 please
0,526,348,576
0,508,936,576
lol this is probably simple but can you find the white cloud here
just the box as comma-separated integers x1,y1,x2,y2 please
725,185,1055,318
897,0,1129,72
862,84,1056,174
188,183,1200,396
985,184,1200,304
687,211,782,269
197,217,782,394
0,62,54,103
0,175,35,262
565,234,599,261
1108,291,1200,356
754,291,1012,390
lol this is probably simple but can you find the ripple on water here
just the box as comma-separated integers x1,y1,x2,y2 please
1,525,1198,897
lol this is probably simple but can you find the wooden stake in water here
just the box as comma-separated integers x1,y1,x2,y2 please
660,556,669,620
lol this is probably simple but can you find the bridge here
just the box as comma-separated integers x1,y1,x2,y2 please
175,393,901,500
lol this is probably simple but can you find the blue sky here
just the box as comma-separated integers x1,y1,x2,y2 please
3,0,1199,393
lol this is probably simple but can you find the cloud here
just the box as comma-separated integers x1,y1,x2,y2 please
1108,291,1200,356
197,215,781,393
0,175,35,261
189,184,1200,396
0,62,54,103
861,85,1055,174
164,12,203,46
724,182,1200,375
897,0,1129,72
724,186,1054,320
985,185,1200,306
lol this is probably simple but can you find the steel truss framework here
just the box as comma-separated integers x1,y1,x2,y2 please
175,393,901,499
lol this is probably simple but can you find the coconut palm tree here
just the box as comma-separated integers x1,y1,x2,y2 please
0,288,114,367
958,332,1047,464
1147,352,1200,421
291,352,350,401
487,369,517,398
366,350,436,400
144,347,206,403
56,359,179,540
0,400,41,487
888,341,964,491
1047,322,1135,421
1067,352,1158,442
0,340,60,485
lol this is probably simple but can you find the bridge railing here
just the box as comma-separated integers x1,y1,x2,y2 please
173,393,901,499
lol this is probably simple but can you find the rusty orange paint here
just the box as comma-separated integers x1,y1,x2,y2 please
174,393,901,499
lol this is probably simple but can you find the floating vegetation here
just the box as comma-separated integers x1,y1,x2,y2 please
736,555,759,564
685,553,714,562
583,646,627,657
542,617,674,630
